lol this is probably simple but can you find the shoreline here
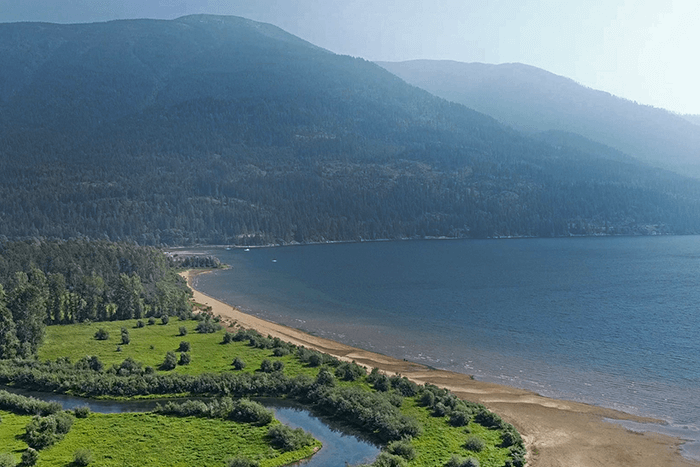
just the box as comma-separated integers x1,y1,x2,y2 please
182,269,699,467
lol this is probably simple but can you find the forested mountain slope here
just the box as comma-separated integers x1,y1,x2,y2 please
377,60,700,177
2,16,700,245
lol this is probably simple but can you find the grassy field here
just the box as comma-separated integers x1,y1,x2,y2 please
9,317,520,467
34,413,318,467
0,410,31,465
38,319,317,378
402,399,511,467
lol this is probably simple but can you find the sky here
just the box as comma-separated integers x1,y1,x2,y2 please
0,0,698,115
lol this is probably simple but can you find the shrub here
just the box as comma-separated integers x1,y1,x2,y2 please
267,424,315,451
390,375,418,397
148,317,156,325
226,456,259,467
93,328,109,340
195,318,221,334
0,453,15,467
464,435,485,452
222,332,234,344
272,360,284,372
315,368,335,387
474,409,504,429
260,359,273,373
73,449,92,466
372,452,407,467
120,328,130,345
25,412,74,450
20,448,38,466
386,440,417,460
73,406,91,419
445,456,479,467
178,341,190,352
161,315,169,325
179,326,187,336
136,320,145,328
269,345,287,356
160,351,177,371
178,352,191,365
229,399,273,426
232,356,246,370
449,409,471,427
335,361,365,381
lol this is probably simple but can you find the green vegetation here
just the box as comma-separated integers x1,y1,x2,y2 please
0,316,525,466
0,240,192,360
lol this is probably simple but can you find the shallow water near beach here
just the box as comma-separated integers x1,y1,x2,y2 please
190,236,700,460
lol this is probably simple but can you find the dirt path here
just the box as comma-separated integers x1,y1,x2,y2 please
182,270,699,467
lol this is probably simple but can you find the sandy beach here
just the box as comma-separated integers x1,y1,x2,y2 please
183,269,699,467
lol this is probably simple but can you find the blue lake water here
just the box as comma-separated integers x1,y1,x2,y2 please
190,237,700,460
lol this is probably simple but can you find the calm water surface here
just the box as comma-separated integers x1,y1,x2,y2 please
1,387,380,467
191,237,700,460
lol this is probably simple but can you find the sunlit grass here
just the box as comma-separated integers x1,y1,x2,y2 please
38,319,317,378
28,412,319,467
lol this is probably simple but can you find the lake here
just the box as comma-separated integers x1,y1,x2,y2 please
190,236,700,460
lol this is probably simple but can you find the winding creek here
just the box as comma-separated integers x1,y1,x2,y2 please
2,387,380,467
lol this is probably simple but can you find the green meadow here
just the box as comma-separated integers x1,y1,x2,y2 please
0,318,522,467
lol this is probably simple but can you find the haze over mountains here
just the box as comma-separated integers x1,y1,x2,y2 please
377,60,700,177
2,15,700,245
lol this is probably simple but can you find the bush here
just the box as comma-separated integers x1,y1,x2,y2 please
386,440,417,460
372,452,407,467
25,412,74,450
464,435,485,452
178,352,191,365
229,399,273,426
195,318,221,334
20,448,38,466
73,406,91,419
226,457,259,467
445,456,479,467
160,351,177,371
272,360,284,372
260,359,273,373
179,326,187,336
120,328,130,345
474,409,504,429
267,424,315,451
335,361,365,381
93,328,109,340
232,356,246,370
222,332,234,344
148,317,156,325
449,409,471,427
161,315,169,325
73,449,92,466
0,453,15,467
136,320,145,328
178,341,190,352
272,347,289,357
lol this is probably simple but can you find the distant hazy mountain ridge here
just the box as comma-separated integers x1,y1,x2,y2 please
1,16,700,245
377,60,700,176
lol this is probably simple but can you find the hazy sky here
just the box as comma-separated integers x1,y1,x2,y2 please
1,0,698,115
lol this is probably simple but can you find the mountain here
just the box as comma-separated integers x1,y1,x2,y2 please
377,60,700,176
683,114,700,127
2,16,700,245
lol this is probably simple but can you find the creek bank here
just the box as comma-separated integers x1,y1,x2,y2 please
0,386,380,467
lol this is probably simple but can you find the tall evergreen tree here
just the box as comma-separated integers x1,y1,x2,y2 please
0,283,20,359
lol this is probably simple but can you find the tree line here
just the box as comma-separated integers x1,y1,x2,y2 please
0,240,191,358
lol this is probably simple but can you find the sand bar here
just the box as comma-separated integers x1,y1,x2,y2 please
182,269,699,467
